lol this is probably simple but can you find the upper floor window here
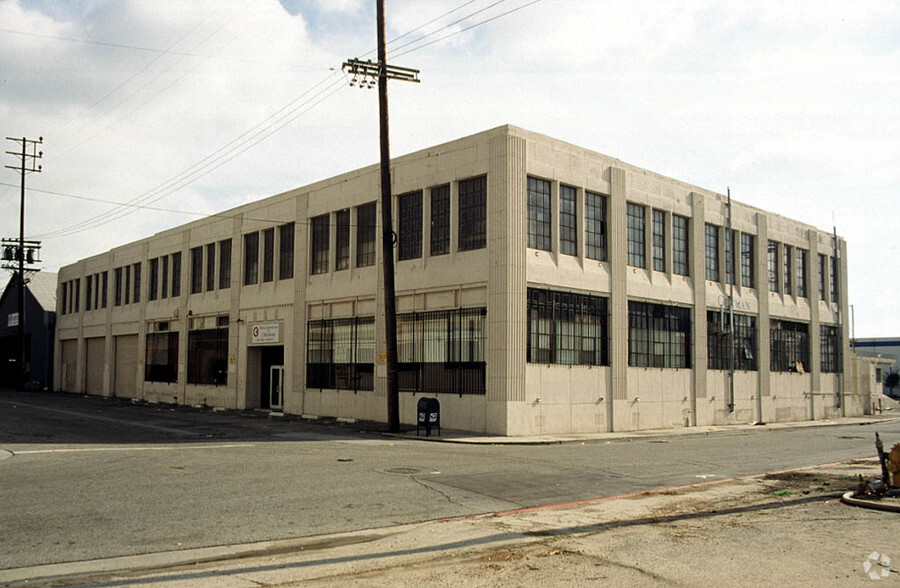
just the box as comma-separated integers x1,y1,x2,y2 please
527,176,551,251
262,227,275,283
218,239,232,289
205,244,216,292
705,224,719,281
161,255,169,299
398,190,423,261
311,214,330,275
191,246,203,294
830,256,839,303
243,232,259,285
672,215,689,276
458,175,487,251
585,191,607,262
783,245,792,295
796,248,807,298
279,223,294,280
149,258,159,301
740,233,754,288
559,185,577,256
626,203,646,268
652,209,665,272
171,252,182,298
818,254,827,301
430,185,450,256
767,240,779,292
725,229,736,285
133,263,141,303
356,202,376,267
335,210,350,271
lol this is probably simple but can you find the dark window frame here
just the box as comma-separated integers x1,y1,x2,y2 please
527,289,609,366
458,175,487,251
243,232,259,285
205,244,216,292
767,240,779,292
770,319,810,372
335,210,350,271
262,227,275,283
559,184,577,256
306,316,375,392
672,214,689,276
145,331,179,383
356,202,377,267
626,202,646,268
740,233,755,288
398,190,423,261
628,301,692,368
707,310,757,371
190,246,203,294
705,224,719,281
310,214,330,275
187,327,229,386
820,324,842,373
218,239,232,289
585,191,607,262
430,184,450,256
652,209,665,272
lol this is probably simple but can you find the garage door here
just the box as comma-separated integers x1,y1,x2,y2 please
61,339,78,392
85,337,106,396
114,335,138,399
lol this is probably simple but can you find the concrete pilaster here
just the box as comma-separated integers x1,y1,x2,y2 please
608,166,628,431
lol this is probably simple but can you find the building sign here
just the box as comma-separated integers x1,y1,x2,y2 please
7,313,18,328
250,323,280,344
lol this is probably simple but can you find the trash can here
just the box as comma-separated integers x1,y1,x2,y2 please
416,397,440,437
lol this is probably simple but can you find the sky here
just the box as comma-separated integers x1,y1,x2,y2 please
1,0,898,336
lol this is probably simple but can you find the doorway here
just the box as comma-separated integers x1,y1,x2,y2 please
269,365,284,411
257,345,284,409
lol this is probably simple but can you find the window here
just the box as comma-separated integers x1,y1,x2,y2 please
818,254,826,301
61,282,67,315
190,246,203,294
75,278,81,312
770,319,809,372
725,229,736,285
124,265,131,304
92,274,99,310
705,224,719,281
334,210,350,271
527,176,551,251
796,248,808,298
171,252,181,297
740,233,755,288
85,275,93,311
397,307,487,395
652,209,665,272
527,289,608,366
627,203,646,268
311,214,330,275
114,267,123,306
707,311,757,371
279,223,295,280
398,190,423,260
307,316,375,392
458,175,487,251
161,256,169,299
218,239,231,289
830,256,839,303
149,258,159,301
356,202,376,267
187,327,228,385
820,325,842,373
145,331,179,383
133,262,141,303
783,245,792,296
101,271,107,308
430,185,450,256
262,227,275,283
559,185,577,256
628,302,691,368
585,191,607,261
205,244,215,292
672,215,689,276
767,240,779,292
244,232,259,285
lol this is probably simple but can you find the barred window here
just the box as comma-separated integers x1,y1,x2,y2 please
796,248,807,298
628,302,691,368
263,227,275,283
306,316,374,392
627,203,646,268
830,256,839,303
705,224,719,281
218,239,232,289
430,185,450,256
820,324,842,373
527,176,551,251
783,245,792,295
585,191,607,261
559,185,577,256
145,331,179,383
527,289,609,366
397,307,486,395
672,215,689,276
725,229,736,285
187,327,228,385
356,202,377,267
458,175,487,251
398,190,423,261
243,232,259,285
279,223,294,280
767,240,779,292
740,233,755,288
133,262,141,303
311,215,329,275
770,319,809,372
149,258,159,301
707,311,757,371
190,246,203,294
335,209,350,271
818,254,826,301
652,209,665,272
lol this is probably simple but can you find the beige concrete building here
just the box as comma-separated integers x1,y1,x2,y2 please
54,125,856,435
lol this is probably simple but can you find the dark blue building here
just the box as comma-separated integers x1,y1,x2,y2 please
0,272,57,389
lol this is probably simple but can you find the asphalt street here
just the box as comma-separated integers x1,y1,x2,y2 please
1,389,898,571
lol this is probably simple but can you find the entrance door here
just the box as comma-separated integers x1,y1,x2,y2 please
269,365,284,411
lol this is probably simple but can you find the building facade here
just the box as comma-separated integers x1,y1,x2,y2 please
1,271,57,390
54,126,854,435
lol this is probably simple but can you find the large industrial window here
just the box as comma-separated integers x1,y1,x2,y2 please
335,209,350,271
133,262,141,304
458,175,487,251
627,203,646,268
243,232,259,285
145,331,179,383
278,223,294,280
820,325,842,373
559,185,577,256
783,245,792,295
171,252,181,298
770,319,809,372
527,176,551,251
430,185,450,256
672,215,689,276
187,327,228,385
262,227,275,283
306,316,374,392
527,288,608,366
190,246,203,294
725,229,736,285
397,307,486,395
830,256,839,303
707,311,757,371
740,233,755,288
796,248,807,298
652,209,665,272
705,224,719,281
398,190,423,261
311,215,329,275
767,240,779,292
818,254,826,301
218,239,232,289
585,191,607,261
356,202,376,267
628,302,691,368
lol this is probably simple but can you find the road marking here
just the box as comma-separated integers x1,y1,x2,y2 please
13,444,254,455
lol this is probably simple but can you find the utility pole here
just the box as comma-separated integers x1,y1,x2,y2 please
4,136,43,391
343,1,419,432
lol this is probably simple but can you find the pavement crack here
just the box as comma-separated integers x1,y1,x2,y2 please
411,475,459,506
